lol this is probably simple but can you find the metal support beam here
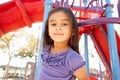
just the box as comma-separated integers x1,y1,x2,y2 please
35,0,53,80
83,0,87,7
84,34,89,79
14,0,32,27
105,0,120,80
90,33,112,79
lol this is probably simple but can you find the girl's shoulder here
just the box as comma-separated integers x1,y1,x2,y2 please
66,48,84,64
67,48,81,58
65,48,85,72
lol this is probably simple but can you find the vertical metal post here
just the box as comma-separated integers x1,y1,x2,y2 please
35,0,53,80
83,0,89,78
83,0,87,7
84,34,90,77
105,0,120,80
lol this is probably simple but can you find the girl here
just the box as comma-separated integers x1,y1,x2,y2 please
39,7,88,80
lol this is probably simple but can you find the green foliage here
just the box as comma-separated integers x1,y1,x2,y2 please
17,34,37,58
0,28,37,58
0,32,15,53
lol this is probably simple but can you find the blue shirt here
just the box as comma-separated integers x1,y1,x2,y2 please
39,46,85,80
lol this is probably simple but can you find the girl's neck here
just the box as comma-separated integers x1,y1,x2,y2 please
50,43,69,54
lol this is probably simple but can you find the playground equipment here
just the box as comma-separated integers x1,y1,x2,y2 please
0,0,120,80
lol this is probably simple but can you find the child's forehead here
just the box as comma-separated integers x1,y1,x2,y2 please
49,11,71,21
49,19,70,23
50,11,69,17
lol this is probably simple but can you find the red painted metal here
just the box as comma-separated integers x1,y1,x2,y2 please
90,75,98,80
90,25,112,79
14,0,32,27
0,0,44,36
102,24,120,57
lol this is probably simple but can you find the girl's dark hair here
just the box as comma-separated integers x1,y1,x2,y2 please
43,7,79,53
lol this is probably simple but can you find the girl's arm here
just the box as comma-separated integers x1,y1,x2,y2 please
73,66,88,80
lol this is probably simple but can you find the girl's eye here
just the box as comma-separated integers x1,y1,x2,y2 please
62,23,68,26
50,23,56,26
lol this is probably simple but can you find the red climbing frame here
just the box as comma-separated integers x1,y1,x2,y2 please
0,0,120,80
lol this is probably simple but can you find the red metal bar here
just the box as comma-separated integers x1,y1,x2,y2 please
13,0,32,27
90,30,112,79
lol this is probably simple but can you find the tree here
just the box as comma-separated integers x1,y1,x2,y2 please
16,29,37,58
0,32,16,79
0,28,37,79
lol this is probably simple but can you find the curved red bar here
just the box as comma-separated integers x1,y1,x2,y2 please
0,0,44,36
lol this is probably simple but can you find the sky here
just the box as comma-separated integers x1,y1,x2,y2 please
0,0,119,71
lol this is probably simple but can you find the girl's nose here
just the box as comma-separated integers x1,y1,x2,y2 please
56,25,61,30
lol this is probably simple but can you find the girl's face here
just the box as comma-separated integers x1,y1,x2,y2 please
48,11,73,44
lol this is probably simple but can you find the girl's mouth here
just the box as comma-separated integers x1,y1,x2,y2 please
54,33,64,35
